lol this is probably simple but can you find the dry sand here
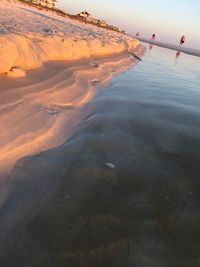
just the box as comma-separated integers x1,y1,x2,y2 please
0,0,141,75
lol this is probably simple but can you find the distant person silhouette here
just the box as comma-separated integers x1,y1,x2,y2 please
180,36,185,46
136,32,140,37
151,34,156,41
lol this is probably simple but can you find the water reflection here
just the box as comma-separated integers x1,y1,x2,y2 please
145,44,154,58
176,51,181,58
173,51,181,66
149,44,154,50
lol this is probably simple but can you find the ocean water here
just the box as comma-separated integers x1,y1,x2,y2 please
1,45,200,266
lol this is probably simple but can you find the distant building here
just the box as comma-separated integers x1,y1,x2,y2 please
25,0,57,9
76,11,126,33
77,12,108,27
99,20,108,27
92,19,100,25
77,11,92,21
109,25,120,32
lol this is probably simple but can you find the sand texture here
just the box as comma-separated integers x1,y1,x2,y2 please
0,0,140,75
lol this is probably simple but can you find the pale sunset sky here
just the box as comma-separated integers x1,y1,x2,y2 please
58,0,200,50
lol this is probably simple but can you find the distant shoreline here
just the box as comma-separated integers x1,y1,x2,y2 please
18,0,126,34
134,37,200,57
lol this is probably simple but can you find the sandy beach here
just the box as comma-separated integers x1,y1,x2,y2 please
1,45,200,267
0,0,143,176
0,54,142,176
0,1,145,264
0,0,141,76
2,1,200,267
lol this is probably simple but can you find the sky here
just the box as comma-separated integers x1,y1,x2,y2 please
58,0,200,50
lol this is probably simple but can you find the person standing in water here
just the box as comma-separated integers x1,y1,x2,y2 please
180,35,185,46
151,34,156,41
136,32,140,37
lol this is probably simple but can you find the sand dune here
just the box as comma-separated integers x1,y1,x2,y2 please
0,54,141,176
0,0,140,75
0,0,144,175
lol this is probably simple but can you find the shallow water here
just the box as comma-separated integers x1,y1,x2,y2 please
1,45,200,267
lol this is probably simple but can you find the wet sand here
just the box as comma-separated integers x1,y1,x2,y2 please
0,52,140,176
0,52,142,265
1,46,200,266
1,94,200,267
